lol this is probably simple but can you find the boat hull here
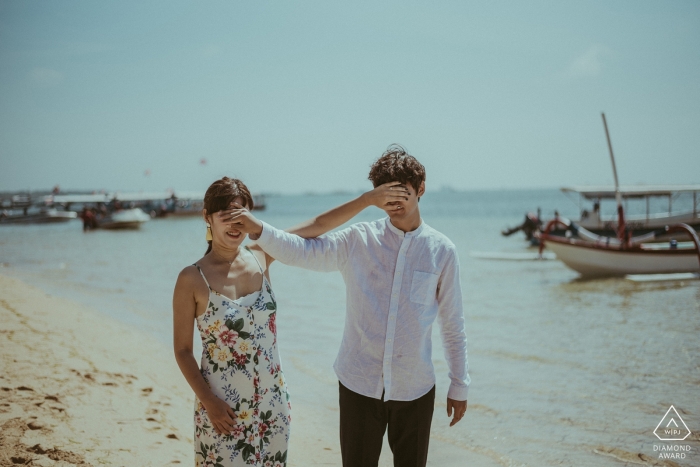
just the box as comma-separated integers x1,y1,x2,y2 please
98,208,150,230
545,238,700,276
0,210,77,225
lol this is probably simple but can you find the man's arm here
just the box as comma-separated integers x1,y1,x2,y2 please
286,181,408,239
255,221,351,272
436,246,470,426
221,182,408,269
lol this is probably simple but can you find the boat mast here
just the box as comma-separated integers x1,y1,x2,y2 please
601,112,627,244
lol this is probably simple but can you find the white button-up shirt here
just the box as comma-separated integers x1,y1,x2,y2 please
256,217,470,402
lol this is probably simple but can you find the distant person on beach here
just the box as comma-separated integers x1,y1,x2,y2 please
172,177,407,466
224,145,470,467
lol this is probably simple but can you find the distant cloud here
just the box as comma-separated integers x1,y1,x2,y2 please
30,68,64,87
568,45,611,77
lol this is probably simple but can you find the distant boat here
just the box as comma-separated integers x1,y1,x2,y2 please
97,208,151,229
166,192,266,216
0,207,78,225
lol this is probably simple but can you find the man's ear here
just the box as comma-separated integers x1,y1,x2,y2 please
417,182,426,199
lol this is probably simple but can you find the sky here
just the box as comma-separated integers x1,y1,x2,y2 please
1,1,699,194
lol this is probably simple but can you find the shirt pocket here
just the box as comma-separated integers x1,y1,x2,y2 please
410,271,439,306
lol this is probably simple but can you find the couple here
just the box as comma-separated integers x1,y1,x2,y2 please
173,145,470,467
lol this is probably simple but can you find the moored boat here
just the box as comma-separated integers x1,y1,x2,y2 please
0,208,78,225
541,223,700,276
538,113,700,278
504,185,700,244
98,208,151,229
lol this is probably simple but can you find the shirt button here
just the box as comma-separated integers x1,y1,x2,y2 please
388,338,393,343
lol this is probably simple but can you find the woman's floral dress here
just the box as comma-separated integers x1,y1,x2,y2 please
193,249,290,467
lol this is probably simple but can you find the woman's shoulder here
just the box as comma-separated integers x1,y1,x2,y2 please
176,262,206,287
244,245,269,273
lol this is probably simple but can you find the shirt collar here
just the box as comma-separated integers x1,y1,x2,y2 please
384,217,425,238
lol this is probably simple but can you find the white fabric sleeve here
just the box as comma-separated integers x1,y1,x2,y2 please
436,247,470,400
255,221,350,272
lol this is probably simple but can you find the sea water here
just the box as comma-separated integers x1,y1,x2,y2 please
1,189,698,466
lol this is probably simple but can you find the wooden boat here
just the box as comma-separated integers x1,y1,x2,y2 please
504,185,700,244
540,221,700,276
538,113,700,278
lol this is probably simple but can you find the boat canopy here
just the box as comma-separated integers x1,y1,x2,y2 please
561,185,700,199
112,191,174,201
49,194,110,203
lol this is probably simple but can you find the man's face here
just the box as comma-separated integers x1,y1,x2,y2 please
382,181,425,220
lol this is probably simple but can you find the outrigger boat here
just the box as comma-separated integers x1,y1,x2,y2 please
503,185,700,244
560,184,700,239
537,114,700,278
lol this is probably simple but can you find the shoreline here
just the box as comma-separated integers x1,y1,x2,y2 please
0,273,193,466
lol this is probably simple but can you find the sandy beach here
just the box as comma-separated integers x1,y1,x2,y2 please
0,272,497,467
0,273,194,466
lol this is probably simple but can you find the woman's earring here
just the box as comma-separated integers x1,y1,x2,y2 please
206,224,213,242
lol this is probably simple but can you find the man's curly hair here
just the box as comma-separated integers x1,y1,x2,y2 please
368,144,426,195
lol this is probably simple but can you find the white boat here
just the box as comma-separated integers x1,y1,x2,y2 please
98,208,150,229
542,231,700,277
0,207,78,224
538,113,700,278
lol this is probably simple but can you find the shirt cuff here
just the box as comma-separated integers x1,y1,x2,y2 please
447,382,469,401
251,221,274,243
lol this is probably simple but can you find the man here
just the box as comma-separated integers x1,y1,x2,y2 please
239,145,469,466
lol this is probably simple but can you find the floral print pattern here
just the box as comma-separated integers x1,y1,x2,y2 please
194,257,290,467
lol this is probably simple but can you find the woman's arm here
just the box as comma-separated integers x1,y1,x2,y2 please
172,267,236,436
287,181,408,238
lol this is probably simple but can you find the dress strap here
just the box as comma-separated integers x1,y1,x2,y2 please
193,263,211,289
245,247,266,275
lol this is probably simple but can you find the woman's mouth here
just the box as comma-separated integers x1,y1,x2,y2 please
225,230,242,239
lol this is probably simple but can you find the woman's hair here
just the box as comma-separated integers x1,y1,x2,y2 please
203,177,254,254
368,144,426,194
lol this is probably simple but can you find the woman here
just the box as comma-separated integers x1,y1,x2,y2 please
173,177,408,466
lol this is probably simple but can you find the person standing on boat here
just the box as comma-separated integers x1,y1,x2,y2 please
223,145,470,467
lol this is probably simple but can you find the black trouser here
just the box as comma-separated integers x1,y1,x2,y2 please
339,381,435,467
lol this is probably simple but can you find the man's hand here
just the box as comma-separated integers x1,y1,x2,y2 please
447,398,467,427
217,202,263,238
361,181,409,211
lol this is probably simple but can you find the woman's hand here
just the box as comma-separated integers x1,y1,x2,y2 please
202,395,237,436
361,181,409,211
217,203,264,238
